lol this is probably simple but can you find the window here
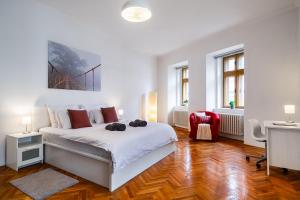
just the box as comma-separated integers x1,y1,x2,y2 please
182,67,189,105
223,53,244,108
176,66,189,106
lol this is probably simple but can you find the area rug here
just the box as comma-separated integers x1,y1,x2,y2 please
10,168,79,200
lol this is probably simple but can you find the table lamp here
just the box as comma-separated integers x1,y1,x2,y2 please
22,115,31,133
284,105,295,123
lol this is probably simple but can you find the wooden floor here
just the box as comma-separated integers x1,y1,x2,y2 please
1,129,300,200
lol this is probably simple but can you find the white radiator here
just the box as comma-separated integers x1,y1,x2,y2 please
173,108,189,129
219,113,244,136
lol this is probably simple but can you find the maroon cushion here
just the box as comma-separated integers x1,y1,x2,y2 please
101,107,118,123
68,110,92,129
197,115,212,124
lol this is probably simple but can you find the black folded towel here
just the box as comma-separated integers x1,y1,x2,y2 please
129,121,139,127
105,123,126,131
129,119,147,127
135,119,147,127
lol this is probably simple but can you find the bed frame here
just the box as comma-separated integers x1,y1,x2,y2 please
33,106,176,191
44,141,176,191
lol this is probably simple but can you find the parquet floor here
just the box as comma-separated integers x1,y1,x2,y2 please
1,129,300,200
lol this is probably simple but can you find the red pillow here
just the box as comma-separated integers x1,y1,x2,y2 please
101,107,118,123
197,115,212,124
68,110,92,129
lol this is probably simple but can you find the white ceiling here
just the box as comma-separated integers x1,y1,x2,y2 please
38,0,297,56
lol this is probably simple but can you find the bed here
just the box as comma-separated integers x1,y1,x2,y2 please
40,122,177,191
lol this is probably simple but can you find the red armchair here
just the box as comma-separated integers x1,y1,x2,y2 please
189,111,220,141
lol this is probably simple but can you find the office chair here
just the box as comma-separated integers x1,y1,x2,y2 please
245,119,267,169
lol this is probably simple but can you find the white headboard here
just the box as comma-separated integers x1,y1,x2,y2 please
32,104,110,131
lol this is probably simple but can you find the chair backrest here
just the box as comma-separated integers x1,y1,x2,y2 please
248,119,264,140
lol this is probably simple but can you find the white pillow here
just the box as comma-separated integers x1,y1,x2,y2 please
46,105,79,128
47,107,58,128
82,104,107,123
195,112,206,117
56,110,71,129
90,109,104,124
88,110,95,123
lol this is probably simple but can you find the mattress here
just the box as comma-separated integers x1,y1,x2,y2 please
40,122,178,171
40,125,111,160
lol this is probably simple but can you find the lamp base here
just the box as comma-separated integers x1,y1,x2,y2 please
23,124,31,134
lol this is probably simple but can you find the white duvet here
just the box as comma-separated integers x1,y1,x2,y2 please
41,122,177,171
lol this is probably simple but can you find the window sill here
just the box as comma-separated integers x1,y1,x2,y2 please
213,108,244,115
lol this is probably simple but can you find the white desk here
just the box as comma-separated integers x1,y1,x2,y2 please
264,121,300,175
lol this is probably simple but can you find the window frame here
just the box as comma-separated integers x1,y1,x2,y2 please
222,53,244,108
181,66,189,106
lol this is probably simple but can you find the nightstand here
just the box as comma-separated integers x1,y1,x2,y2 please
6,132,43,171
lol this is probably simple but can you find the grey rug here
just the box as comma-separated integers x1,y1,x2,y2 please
10,168,79,200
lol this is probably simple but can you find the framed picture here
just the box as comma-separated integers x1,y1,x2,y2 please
48,41,101,91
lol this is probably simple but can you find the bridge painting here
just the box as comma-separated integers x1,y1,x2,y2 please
48,41,101,91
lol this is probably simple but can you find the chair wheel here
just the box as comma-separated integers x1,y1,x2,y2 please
256,163,261,169
246,156,250,161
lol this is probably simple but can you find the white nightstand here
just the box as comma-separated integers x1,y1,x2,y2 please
6,132,43,171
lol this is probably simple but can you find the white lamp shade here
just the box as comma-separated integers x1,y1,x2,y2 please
146,91,157,122
284,105,295,114
118,109,124,116
22,116,31,125
121,0,152,22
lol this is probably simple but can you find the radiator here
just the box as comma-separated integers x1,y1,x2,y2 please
173,109,189,129
218,113,244,136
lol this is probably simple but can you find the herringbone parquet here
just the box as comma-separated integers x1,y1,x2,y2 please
1,129,300,200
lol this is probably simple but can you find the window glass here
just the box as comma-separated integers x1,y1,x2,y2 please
238,75,244,107
224,76,235,106
238,55,244,69
176,66,189,106
223,52,244,108
224,57,235,72
182,81,189,104
182,68,189,79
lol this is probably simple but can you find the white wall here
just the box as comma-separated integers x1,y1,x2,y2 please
0,0,157,166
157,8,300,147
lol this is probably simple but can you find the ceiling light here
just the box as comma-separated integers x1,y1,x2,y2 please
121,0,152,23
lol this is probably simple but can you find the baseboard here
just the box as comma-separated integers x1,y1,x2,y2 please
220,133,244,141
173,126,189,132
173,124,189,129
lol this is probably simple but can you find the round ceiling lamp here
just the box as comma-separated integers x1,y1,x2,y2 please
121,0,152,23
